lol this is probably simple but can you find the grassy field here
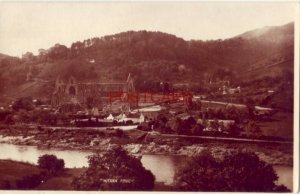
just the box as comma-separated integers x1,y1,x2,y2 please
0,159,169,190
200,100,293,139
0,160,43,189
0,159,85,190
36,168,86,190
258,111,293,139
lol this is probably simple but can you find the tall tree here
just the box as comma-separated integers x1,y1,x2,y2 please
72,146,155,191
175,150,289,192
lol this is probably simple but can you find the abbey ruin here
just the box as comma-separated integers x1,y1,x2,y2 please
51,74,135,113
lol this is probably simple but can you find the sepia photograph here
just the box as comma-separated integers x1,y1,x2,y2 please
0,1,298,192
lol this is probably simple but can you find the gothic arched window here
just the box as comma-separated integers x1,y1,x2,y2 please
69,86,76,95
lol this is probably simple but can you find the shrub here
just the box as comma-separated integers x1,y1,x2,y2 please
37,154,65,175
114,128,124,137
12,97,34,111
125,120,133,125
4,114,14,125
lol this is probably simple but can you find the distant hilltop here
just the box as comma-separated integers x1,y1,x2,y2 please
0,22,294,99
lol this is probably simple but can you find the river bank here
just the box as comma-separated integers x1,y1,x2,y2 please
0,146,293,191
0,125,293,166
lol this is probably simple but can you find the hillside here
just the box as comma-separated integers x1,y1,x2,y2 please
0,22,294,100
237,22,294,43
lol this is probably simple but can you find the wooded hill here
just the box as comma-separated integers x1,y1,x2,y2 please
0,22,294,100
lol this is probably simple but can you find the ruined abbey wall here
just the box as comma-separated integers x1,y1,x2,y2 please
51,74,135,112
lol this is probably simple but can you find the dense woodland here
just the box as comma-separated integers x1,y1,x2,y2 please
0,22,294,104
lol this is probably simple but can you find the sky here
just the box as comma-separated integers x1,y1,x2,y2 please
0,2,297,57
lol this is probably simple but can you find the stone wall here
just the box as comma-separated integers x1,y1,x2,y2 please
51,74,135,112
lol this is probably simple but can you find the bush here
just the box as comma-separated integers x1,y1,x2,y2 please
191,123,204,135
0,111,10,122
37,154,65,175
125,120,133,125
114,128,124,137
12,97,34,111
137,123,151,131
4,114,14,125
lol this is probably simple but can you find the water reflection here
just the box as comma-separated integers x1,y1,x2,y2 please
273,165,293,190
141,155,186,185
0,143,91,168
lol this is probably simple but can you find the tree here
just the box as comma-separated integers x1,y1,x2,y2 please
210,119,220,132
175,151,289,192
186,116,197,126
171,118,183,134
244,121,262,138
12,97,34,111
114,128,124,137
71,41,84,56
175,150,223,191
0,74,5,93
22,52,34,61
86,97,95,109
246,98,255,119
0,58,10,67
72,146,155,191
38,48,48,61
17,110,31,123
48,44,69,59
187,100,202,111
4,114,14,124
191,123,204,135
176,116,197,135
220,152,280,191
157,113,168,124
38,154,65,175
226,123,241,137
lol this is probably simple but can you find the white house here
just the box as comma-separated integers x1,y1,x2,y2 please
106,114,114,120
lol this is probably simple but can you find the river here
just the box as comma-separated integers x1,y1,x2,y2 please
0,143,292,190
